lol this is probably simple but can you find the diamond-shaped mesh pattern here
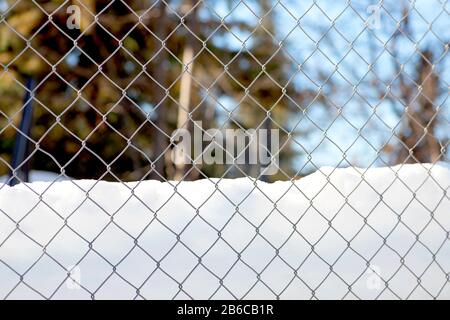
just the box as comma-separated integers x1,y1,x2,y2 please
0,0,449,299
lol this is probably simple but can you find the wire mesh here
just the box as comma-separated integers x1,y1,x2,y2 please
0,0,449,299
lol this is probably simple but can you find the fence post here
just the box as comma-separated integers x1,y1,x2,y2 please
8,76,35,186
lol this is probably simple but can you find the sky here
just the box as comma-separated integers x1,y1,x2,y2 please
204,0,449,171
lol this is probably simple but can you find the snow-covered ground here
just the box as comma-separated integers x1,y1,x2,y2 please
0,163,449,300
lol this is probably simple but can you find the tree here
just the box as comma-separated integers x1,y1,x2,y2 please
0,0,308,181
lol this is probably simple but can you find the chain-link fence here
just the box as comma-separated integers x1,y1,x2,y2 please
0,0,449,299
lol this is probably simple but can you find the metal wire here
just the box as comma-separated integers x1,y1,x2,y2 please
0,0,449,300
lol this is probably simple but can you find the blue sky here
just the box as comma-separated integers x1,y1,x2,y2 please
203,0,449,171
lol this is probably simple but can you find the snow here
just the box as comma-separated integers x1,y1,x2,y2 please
0,170,70,184
0,163,449,300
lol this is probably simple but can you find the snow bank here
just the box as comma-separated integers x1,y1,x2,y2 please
0,163,449,300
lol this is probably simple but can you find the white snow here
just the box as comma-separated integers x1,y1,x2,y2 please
0,170,70,184
0,163,449,300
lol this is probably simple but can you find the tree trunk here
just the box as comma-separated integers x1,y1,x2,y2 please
149,1,169,180
174,45,195,180
174,0,198,180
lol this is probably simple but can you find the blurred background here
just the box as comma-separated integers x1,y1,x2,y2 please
0,0,448,182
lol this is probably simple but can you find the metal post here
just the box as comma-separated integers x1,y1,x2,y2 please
8,76,35,186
